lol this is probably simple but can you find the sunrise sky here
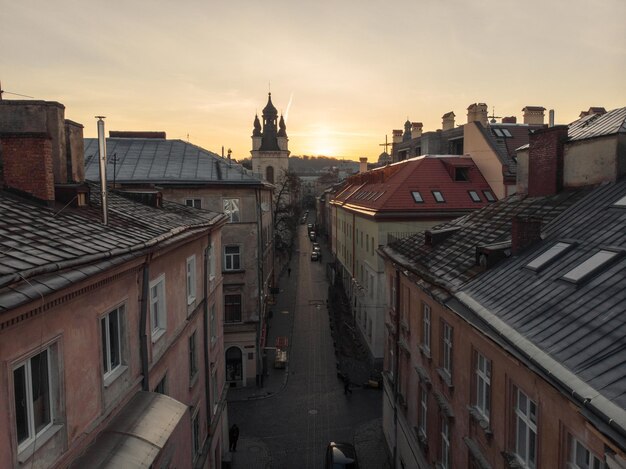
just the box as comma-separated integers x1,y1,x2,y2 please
2,0,625,161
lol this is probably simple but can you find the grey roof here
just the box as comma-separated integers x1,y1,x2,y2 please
456,180,626,441
516,106,626,151
0,183,224,312
381,188,588,295
83,138,265,185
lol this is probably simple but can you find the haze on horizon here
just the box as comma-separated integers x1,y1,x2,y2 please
2,0,625,161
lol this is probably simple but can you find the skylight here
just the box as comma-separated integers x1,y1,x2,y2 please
613,194,626,207
493,129,504,137
432,191,445,203
526,242,572,271
469,190,481,202
412,191,424,203
562,250,619,283
502,129,513,137
483,190,496,202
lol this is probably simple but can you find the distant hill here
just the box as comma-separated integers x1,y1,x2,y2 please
288,155,359,174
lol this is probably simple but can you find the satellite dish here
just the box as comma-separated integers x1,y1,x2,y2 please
261,202,270,212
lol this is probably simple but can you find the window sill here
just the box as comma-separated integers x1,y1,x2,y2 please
151,328,166,343
187,296,196,307
419,345,431,361
17,424,63,464
104,365,128,388
189,372,199,389
223,269,245,274
436,367,454,390
468,406,492,437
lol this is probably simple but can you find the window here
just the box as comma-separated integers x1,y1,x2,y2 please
266,166,274,184
563,250,619,283
209,304,217,343
440,416,451,469
185,198,202,209
154,375,166,394
483,190,496,202
442,322,453,379
211,368,219,414
192,408,200,458
208,242,216,280
454,167,469,181
186,255,196,306
189,332,198,381
432,191,445,203
475,352,491,421
390,275,397,311
526,242,572,271
515,388,537,468
224,245,241,271
150,275,166,337
613,194,626,207
418,385,428,439
101,306,122,378
224,294,242,323
493,128,504,137
568,435,604,469
13,349,53,451
223,198,240,222
468,190,481,202
412,191,424,203
502,129,513,137
422,303,431,354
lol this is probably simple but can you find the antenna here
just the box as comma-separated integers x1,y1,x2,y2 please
379,135,391,153
0,80,34,100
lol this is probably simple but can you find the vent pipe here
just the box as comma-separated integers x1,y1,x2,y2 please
96,116,108,225
549,109,555,127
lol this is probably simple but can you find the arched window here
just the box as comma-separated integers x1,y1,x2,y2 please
225,347,243,383
266,166,275,184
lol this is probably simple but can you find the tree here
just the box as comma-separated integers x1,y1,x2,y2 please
272,169,302,258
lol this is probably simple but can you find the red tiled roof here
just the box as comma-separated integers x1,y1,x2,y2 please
331,156,495,213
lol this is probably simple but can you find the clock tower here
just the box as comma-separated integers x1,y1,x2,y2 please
251,93,290,184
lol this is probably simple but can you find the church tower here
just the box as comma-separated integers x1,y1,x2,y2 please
251,93,290,184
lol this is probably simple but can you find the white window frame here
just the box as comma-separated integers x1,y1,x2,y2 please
210,303,217,343
568,435,604,469
101,306,123,379
186,255,197,306
189,331,198,382
418,385,428,439
515,388,538,468
185,198,202,209
208,242,216,281
13,348,54,453
475,352,491,421
224,245,241,271
422,303,431,353
191,406,200,458
150,274,167,339
442,322,453,378
223,198,240,222
211,368,219,414
440,415,450,469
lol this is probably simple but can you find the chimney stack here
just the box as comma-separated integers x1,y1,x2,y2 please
411,122,423,139
549,110,555,127
96,117,109,225
522,106,546,125
511,216,542,255
467,103,488,126
392,129,403,144
442,112,455,131
502,116,517,124
527,125,568,197
359,157,368,174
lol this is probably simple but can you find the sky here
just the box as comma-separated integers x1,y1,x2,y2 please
2,0,625,161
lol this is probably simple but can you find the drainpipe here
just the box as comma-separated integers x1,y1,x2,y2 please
255,188,264,387
392,268,401,467
203,244,212,428
139,258,151,391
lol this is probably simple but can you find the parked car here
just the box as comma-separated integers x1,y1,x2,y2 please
325,442,359,469
312,242,320,252
307,223,313,230
309,231,316,241
311,250,320,261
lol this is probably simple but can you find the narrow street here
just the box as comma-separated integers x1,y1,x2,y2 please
227,219,388,468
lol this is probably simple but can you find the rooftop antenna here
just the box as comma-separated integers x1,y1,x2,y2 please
0,80,34,100
488,106,501,124
379,135,391,153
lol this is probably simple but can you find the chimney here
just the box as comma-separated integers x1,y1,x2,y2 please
392,129,403,144
511,216,542,255
467,103,488,126
411,122,423,139
359,157,368,173
65,119,85,182
527,125,568,197
442,112,455,131
548,110,555,128
502,116,517,124
96,117,109,225
0,132,55,204
522,106,546,125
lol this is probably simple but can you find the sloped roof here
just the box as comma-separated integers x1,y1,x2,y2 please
83,138,266,186
0,183,225,312
331,156,494,215
381,188,589,293
456,180,626,439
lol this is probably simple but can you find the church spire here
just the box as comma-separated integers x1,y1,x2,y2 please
260,92,280,151
278,114,287,137
253,114,261,137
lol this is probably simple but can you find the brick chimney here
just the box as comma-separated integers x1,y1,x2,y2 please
359,157,368,173
1,132,55,203
502,116,517,124
527,125,568,197
411,122,423,139
511,216,542,255
442,112,455,131
522,106,546,125
467,103,488,126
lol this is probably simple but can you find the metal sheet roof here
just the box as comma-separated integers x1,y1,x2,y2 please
70,392,187,468
83,138,265,185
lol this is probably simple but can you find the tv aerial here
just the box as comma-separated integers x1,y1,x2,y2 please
0,81,34,100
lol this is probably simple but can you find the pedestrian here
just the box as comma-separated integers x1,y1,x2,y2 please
344,378,352,395
288,267,291,277
229,424,239,452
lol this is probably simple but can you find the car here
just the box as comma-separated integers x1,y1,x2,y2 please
311,251,320,261
309,231,316,241
312,242,320,252
325,442,359,469
307,223,313,230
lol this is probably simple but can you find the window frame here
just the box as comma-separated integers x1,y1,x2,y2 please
440,414,451,469
224,245,241,271
483,190,496,202
185,198,202,209
412,191,424,203
149,274,167,339
191,407,201,459
441,321,453,380
567,434,604,469
475,351,491,421
209,303,217,344
418,384,428,439
432,190,445,203
186,255,197,306
101,306,123,380
189,331,198,382
223,198,240,223
224,293,243,323
514,387,538,468
468,190,482,202
422,303,431,354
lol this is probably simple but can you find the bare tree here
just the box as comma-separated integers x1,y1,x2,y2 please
273,169,302,257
